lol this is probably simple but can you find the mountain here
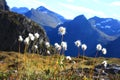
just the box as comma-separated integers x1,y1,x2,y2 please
0,10,48,54
89,16,120,36
104,36,120,58
11,7,29,14
48,15,116,57
9,5,120,57
0,0,9,10
24,6,66,28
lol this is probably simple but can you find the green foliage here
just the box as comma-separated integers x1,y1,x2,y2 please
0,71,11,80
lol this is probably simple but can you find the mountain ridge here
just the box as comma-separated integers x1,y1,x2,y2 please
89,16,120,36
24,6,66,28
11,7,29,14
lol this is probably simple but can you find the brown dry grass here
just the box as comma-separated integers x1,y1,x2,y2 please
0,51,120,79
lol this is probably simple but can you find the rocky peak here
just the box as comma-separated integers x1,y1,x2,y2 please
11,7,29,14
0,10,49,54
74,15,87,21
36,6,48,12
24,6,66,28
0,0,9,10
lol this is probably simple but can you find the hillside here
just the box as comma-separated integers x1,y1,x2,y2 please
105,37,120,57
0,51,120,79
0,10,49,54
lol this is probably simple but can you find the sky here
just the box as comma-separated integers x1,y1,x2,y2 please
6,0,120,20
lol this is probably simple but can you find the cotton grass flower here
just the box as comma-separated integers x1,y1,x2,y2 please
60,60,63,65
81,44,87,51
18,35,23,53
54,43,61,50
61,41,67,50
58,26,66,35
18,35,23,42
28,33,35,41
102,48,107,55
74,40,81,47
47,50,50,55
30,35,35,41
58,46,62,51
66,56,72,60
29,33,33,38
34,45,38,53
24,37,30,45
45,42,50,48
81,44,87,74
24,37,30,53
96,44,102,51
34,45,38,49
102,61,107,68
75,40,81,57
34,33,39,39
72,61,76,64
54,43,59,48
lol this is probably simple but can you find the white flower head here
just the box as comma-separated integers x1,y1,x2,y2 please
58,26,66,35
61,41,67,50
29,33,35,41
96,44,102,51
102,61,107,68
47,50,50,55
18,35,23,42
34,45,38,49
101,79,105,80
102,61,107,64
66,56,72,60
29,33,33,37
81,44,87,51
72,61,76,64
58,46,62,51
30,35,35,41
54,43,61,50
54,43,59,48
24,37,30,45
34,33,39,39
74,40,81,47
60,60,63,64
102,48,107,55
45,42,50,48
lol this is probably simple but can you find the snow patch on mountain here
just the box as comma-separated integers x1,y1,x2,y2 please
105,25,111,29
101,19,112,23
96,23,101,26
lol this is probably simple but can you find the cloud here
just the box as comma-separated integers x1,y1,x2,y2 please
110,1,120,6
7,0,47,9
111,14,120,20
59,3,107,18
66,0,74,2
92,0,100,3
